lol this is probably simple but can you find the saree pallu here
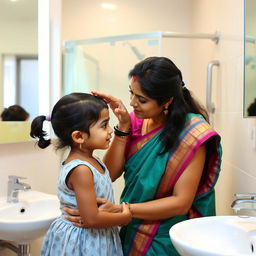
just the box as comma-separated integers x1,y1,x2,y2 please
120,113,222,256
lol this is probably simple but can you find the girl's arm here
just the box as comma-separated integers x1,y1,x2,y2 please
68,165,131,228
91,91,130,181
65,144,206,222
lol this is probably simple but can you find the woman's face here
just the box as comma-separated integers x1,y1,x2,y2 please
129,80,165,119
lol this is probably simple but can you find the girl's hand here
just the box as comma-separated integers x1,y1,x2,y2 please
97,199,131,225
120,202,132,225
97,197,121,213
91,91,130,128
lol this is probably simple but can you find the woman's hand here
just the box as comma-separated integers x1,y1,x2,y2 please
63,207,85,227
91,91,130,128
63,198,122,227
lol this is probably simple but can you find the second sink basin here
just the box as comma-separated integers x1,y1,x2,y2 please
169,215,256,256
0,190,61,243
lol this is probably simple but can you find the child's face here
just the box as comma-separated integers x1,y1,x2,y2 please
85,108,113,150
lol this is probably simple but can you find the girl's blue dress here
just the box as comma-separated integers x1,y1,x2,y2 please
41,159,123,256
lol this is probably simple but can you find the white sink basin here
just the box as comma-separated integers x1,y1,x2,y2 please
0,190,61,243
169,216,256,256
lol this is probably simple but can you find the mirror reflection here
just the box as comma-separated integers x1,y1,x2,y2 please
0,0,38,121
0,105,29,121
244,0,256,117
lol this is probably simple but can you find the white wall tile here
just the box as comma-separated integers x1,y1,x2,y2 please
2,0,256,255
192,0,256,217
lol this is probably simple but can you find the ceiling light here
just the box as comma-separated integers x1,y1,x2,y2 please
101,3,117,10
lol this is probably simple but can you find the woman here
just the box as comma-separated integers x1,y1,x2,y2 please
65,57,222,255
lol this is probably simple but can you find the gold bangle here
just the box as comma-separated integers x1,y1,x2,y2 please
124,202,131,213
124,201,130,208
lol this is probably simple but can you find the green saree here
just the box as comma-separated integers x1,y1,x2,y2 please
119,113,222,256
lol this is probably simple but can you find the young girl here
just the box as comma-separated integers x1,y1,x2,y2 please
30,93,131,256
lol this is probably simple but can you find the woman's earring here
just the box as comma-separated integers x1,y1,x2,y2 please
79,143,82,150
163,107,169,115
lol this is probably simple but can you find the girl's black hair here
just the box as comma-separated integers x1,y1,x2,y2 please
129,56,208,153
30,93,108,149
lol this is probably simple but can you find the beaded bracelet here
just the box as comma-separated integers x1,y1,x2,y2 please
114,125,131,137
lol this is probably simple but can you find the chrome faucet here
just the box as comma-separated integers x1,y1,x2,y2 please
231,193,256,215
7,175,31,203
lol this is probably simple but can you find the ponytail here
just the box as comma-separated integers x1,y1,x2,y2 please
30,115,51,149
160,89,187,153
182,87,209,122
160,87,209,153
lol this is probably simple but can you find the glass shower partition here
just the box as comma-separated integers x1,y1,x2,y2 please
63,30,219,107
63,31,164,109
62,30,219,153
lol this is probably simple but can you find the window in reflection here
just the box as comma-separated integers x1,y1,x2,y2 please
3,55,38,121
244,0,256,117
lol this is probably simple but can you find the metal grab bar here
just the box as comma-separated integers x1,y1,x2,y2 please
246,35,256,44
206,61,220,114
234,193,256,199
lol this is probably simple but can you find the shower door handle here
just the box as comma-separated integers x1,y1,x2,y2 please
206,60,220,114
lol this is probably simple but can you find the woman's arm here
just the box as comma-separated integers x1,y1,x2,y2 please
103,135,128,181
65,144,206,223
68,165,131,228
127,144,206,220
91,91,131,181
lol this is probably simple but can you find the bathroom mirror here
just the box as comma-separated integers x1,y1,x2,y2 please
0,0,38,143
244,0,256,117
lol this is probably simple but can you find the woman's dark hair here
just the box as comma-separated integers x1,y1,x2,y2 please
1,105,29,121
30,93,108,149
129,56,208,153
